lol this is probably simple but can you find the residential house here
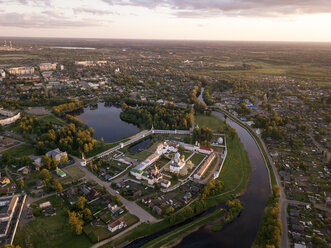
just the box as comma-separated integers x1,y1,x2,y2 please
107,217,126,232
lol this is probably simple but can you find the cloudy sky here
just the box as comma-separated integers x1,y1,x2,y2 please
1,0,331,41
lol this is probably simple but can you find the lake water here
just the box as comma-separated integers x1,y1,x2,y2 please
75,103,140,142
49,46,96,50
128,138,152,154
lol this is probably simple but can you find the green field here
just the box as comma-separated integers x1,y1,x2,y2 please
38,115,67,125
2,144,35,157
14,196,92,248
195,114,226,131
63,165,85,181
189,153,206,166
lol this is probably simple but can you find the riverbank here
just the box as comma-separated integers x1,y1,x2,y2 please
211,108,282,248
142,208,226,248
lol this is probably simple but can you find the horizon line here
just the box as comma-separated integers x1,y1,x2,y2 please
0,35,331,44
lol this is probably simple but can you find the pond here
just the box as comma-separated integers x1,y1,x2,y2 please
74,103,140,143
128,138,153,154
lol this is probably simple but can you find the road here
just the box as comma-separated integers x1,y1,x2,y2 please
87,130,152,162
77,163,158,223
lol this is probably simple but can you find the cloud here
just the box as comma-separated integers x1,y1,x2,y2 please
0,0,51,5
102,0,331,17
0,12,102,28
73,8,115,15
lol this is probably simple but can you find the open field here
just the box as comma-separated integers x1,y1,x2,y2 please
2,143,35,157
14,196,92,248
63,164,85,181
195,114,226,131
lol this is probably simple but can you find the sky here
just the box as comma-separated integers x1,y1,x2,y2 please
0,0,331,42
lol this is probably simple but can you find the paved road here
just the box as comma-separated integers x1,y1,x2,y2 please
77,163,158,223
87,130,152,162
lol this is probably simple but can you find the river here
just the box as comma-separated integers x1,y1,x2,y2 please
125,88,271,248
174,110,271,248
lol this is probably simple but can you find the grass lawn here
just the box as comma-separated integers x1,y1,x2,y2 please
189,153,206,166
84,213,139,243
98,209,113,223
83,223,110,243
124,214,139,226
86,138,130,158
14,196,92,248
142,208,226,248
206,134,250,205
195,114,226,131
100,221,170,248
38,115,67,125
63,165,85,181
2,144,35,157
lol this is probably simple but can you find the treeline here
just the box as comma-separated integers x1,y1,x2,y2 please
168,199,208,225
120,103,194,130
36,123,97,156
254,185,282,248
187,85,206,113
253,114,289,140
192,127,213,147
0,154,33,169
211,80,233,93
65,114,89,129
53,101,84,116
235,103,252,115
201,179,223,199
202,85,215,106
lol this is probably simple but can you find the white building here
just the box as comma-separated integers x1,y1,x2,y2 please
81,153,87,166
0,195,19,238
8,66,35,75
169,152,186,173
107,217,126,232
39,63,57,71
46,148,68,162
0,108,20,126
0,69,5,81
194,153,216,180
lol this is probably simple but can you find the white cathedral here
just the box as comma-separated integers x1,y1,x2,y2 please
169,152,186,173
